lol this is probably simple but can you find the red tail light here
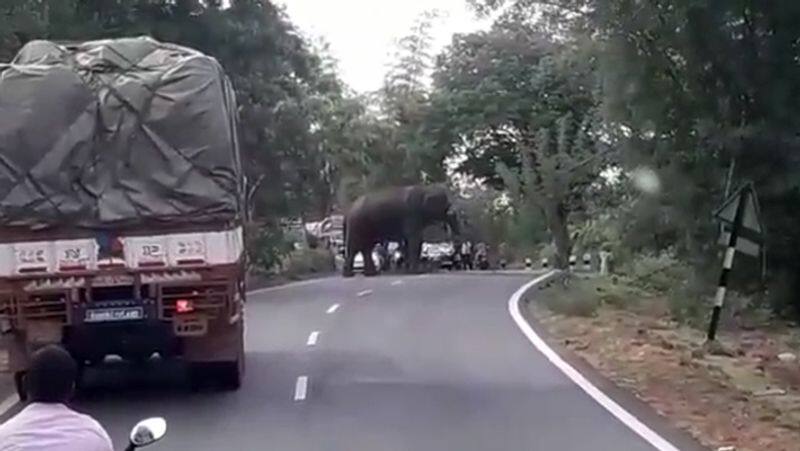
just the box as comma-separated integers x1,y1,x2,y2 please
175,299,194,314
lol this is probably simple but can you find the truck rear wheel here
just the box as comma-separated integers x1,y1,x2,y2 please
220,357,242,390
188,360,241,391
220,338,244,390
189,348,243,391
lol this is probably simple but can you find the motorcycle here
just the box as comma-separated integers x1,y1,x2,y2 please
126,417,167,451
476,252,489,270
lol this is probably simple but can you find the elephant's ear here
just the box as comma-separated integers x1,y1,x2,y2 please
422,188,449,216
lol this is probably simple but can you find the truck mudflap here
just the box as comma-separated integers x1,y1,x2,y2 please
182,314,244,363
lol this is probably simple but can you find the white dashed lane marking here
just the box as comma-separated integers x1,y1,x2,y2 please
326,303,340,314
357,289,373,297
294,376,309,401
390,280,403,286
306,331,320,346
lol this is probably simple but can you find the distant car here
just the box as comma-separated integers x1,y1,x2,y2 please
422,242,456,270
353,251,383,273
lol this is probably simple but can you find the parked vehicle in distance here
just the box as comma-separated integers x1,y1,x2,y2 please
422,242,456,270
352,251,383,273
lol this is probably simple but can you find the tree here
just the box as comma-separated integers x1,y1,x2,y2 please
372,10,449,187
428,18,601,267
496,114,601,267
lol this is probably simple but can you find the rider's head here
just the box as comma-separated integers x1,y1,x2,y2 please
26,344,77,403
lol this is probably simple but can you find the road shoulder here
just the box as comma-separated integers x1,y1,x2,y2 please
515,273,707,451
523,273,800,451
0,350,15,416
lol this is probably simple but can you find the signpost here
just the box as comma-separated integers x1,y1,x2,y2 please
708,183,763,340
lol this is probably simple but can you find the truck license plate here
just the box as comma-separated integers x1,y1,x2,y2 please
85,307,143,323
174,316,208,337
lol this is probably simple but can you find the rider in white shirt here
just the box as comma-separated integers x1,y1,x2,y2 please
0,345,113,451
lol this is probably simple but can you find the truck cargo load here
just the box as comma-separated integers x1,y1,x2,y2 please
0,36,243,228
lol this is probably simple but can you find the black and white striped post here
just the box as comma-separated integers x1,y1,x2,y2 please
707,189,747,341
569,255,577,271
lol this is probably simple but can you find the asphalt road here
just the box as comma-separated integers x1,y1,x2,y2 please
21,274,691,450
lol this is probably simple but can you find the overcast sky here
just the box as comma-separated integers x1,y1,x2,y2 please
279,0,487,93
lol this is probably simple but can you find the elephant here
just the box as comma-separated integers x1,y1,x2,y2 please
342,185,459,277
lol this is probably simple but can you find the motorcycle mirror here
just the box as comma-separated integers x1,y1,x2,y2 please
128,417,167,448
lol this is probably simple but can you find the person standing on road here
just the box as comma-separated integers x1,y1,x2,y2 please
498,242,508,269
375,242,390,271
0,345,113,451
475,241,489,269
460,240,473,270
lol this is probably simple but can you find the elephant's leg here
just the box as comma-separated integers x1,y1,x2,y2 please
394,240,406,271
363,245,378,277
342,243,356,278
399,239,409,271
406,234,423,274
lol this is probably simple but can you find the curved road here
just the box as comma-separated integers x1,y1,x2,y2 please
45,274,694,450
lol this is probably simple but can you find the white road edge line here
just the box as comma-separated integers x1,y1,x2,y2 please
357,289,373,297
326,303,340,314
294,376,309,401
509,271,681,451
306,331,320,346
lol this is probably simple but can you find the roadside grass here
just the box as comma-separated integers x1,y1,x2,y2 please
535,275,651,318
536,278,599,317
535,251,725,328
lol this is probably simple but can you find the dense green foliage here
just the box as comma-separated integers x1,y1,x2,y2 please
423,14,605,267
460,0,800,313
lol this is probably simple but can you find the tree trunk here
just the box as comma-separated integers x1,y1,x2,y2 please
545,201,571,269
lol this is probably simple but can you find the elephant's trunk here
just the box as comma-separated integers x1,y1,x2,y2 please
446,210,460,238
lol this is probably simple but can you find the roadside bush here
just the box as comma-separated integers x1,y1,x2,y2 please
540,281,601,317
595,278,647,310
573,214,622,252
246,222,293,273
767,271,796,317
507,209,548,258
665,270,709,327
667,292,706,327
622,252,693,293
281,248,334,279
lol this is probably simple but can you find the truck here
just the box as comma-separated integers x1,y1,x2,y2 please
0,37,246,399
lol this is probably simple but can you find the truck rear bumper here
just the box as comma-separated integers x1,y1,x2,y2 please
64,322,178,364
6,316,244,368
